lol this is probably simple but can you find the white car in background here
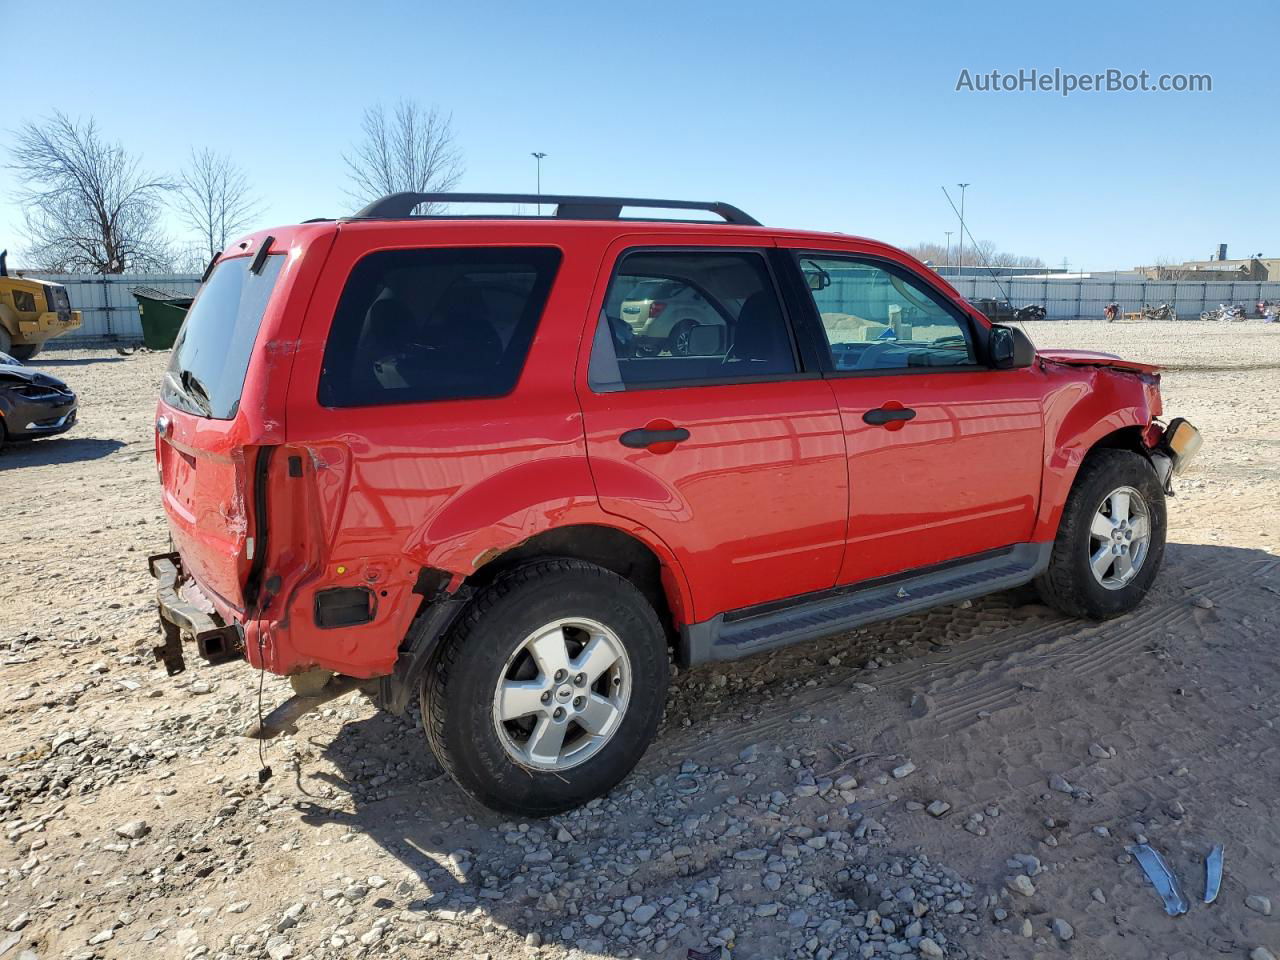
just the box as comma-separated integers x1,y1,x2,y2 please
617,278,726,356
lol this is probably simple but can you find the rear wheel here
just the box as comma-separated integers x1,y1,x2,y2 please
422,559,669,816
0,327,12,356
1034,449,1166,619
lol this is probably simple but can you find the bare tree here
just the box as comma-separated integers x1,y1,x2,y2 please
8,111,172,273
904,239,1045,269
344,101,463,212
175,148,261,260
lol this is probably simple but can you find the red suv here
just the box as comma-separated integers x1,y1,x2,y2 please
150,193,1200,815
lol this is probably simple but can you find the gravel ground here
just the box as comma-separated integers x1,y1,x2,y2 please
1,321,1277,960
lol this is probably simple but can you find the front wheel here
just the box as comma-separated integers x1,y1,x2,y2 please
1034,449,1166,619
421,559,669,816
8,343,40,361
668,320,699,356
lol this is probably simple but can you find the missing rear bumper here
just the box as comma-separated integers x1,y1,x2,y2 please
148,552,245,675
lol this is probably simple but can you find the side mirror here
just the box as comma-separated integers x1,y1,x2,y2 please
989,324,1037,369
801,260,832,291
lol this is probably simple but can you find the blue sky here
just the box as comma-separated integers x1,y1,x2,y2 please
3,0,1274,270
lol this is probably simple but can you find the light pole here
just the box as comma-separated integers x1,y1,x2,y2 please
530,152,547,214
944,231,953,270
956,183,969,272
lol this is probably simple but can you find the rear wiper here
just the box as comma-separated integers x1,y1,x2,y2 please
180,369,213,415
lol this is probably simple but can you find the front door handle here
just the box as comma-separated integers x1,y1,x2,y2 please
619,426,690,448
862,406,917,426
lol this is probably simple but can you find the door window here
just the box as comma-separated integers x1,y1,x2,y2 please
589,250,797,391
318,247,561,407
798,256,978,372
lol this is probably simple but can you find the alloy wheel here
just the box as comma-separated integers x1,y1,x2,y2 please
1088,485,1152,590
491,617,631,771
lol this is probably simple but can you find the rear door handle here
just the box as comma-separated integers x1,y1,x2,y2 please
619,427,690,448
862,407,917,426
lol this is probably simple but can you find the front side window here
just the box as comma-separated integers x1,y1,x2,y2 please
589,250,796,391
319,247,561,407
799,256,978,372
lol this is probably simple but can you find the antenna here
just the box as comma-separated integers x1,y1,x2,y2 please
939,188,1036,334
940,186,1012,304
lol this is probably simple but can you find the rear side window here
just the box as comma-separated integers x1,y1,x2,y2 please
588,249,797,391
318,247,561,407
163,254,285,419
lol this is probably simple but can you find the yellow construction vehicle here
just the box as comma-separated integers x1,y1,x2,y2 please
0,250,82,359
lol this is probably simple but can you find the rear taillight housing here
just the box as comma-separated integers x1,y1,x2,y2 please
648,301,667,319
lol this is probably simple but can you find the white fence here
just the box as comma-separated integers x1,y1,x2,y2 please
24,272,202,343
23,270,1280,347
950,276,1280,321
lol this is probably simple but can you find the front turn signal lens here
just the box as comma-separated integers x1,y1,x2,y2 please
1164,418,1202,475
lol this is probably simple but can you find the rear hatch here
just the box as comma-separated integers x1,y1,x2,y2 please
156,252,287,613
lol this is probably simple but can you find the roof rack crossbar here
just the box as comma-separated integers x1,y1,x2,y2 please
351,192,760,226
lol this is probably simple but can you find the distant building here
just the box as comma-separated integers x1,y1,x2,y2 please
1134,246,1279,282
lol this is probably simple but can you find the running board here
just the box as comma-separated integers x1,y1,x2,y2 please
679,543,1052,665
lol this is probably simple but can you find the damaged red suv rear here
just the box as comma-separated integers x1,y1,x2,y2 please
150,193,1201,815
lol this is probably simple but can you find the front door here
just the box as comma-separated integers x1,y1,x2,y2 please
785,251,1045,584
576,243,848,622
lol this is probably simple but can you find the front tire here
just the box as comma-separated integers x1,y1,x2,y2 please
8,343,40,361
1034,449,1166,619
668,320,699,356
422,559,669,816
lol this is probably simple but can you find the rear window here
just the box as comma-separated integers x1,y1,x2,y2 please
162,255,285,419
318,247,561,408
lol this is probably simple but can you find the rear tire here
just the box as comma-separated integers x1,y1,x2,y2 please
1034,449,1166,619
422,559,669,816
0,327,12,356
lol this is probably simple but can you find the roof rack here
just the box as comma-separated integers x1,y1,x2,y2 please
350,192,760,226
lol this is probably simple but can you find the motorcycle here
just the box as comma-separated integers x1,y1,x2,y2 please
1200,303,1247,321
1141,303,1176,322
1104,302,1120,323
1013,304,1047,323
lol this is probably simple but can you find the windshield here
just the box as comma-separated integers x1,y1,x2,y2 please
161,255,285,419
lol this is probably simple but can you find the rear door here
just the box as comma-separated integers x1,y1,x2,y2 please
781,247,1046,584
576,239,848,623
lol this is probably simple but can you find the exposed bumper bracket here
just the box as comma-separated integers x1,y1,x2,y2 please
148,552,245,675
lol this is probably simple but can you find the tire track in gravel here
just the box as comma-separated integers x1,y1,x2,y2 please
667,550,1267,764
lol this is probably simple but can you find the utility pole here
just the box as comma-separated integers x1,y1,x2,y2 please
956,183,969,273
530,152,547,214
944,231,953,270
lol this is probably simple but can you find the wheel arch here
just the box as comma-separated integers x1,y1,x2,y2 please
380,522,689,716
466,523,685,642
1035,419,1162,541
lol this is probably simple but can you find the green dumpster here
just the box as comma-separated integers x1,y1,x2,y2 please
132,286,194,350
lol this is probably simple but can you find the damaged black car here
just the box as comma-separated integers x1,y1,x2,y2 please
0,352,77,451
